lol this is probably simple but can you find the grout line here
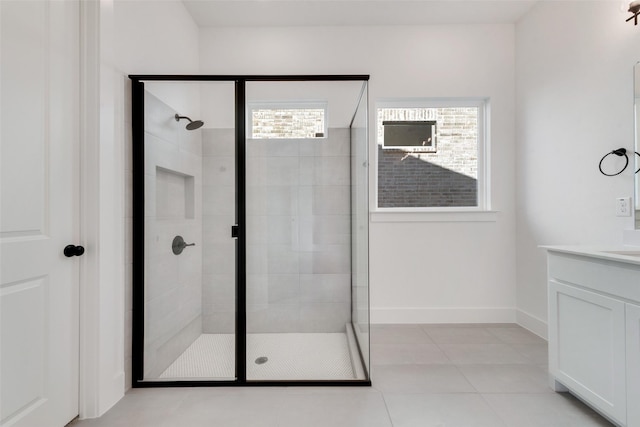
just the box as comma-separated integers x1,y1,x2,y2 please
379,391,397,427
451,363,480,393
477,393,510,427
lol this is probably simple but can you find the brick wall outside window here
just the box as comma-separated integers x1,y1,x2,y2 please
377,107,479,208
252,108,325,139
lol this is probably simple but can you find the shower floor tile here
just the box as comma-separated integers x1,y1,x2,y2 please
159,333,235,380
159,332,355,380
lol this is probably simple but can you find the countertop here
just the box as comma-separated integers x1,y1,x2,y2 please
542,245,640,266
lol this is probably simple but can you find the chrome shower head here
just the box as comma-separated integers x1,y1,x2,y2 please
175,114,204,130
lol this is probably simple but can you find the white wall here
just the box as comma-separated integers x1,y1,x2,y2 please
97,0,200,402
515,2,640,338
114,1,198,74
199,25,518,324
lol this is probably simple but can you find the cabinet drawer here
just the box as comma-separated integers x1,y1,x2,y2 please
548,253,640,302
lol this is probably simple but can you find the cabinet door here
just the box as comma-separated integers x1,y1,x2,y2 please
549,280,626,425
627,303,640,427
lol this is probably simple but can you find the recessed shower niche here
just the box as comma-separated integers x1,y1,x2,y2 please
130,75,370,386
155,167,195,220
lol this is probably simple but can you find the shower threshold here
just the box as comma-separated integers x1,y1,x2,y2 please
158,326,366,381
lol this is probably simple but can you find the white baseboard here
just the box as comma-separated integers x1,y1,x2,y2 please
516,309,548,340
370,307,517,324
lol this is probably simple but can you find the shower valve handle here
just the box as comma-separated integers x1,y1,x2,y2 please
172,235,195,255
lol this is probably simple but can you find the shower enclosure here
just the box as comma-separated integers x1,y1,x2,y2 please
130,75,370,386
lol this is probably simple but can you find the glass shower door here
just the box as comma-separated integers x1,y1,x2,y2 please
138,81,237,382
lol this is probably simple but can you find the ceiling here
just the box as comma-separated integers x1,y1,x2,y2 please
182,0,538,27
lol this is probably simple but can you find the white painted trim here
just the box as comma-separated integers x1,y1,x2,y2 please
370,307,516,324
96,0,125,413
78,0,125,419
370,210,498,223
78,0,102,419
516,308,548,340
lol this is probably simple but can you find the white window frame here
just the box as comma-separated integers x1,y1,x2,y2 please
247,100,328,139
373,98,492,219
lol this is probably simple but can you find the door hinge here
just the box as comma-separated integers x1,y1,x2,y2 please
231,225,239,238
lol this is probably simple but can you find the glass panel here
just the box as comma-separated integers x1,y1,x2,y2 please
245,80,369,381
142,81,236,381
138,78,369,384
351,82,370,378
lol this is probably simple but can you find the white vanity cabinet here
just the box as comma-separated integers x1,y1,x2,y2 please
548,280,626,424
546,248,640,427
627,303,640,427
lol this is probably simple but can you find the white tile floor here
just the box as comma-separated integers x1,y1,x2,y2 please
69,324,614,427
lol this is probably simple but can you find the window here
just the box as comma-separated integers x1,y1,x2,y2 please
381,120,437,153
376,99,488,210
248,101,327,139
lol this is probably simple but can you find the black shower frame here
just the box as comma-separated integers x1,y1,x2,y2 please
129,74,371,388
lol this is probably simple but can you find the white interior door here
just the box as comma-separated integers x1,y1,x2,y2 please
1,1,80,426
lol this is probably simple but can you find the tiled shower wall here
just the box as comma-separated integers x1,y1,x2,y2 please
201,129,352,334
142,92,203,377
201,128,236,333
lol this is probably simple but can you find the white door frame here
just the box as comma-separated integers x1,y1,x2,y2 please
78,0,125,419
78,0,101,418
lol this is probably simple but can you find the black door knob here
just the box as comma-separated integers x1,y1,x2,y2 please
64,244,85,257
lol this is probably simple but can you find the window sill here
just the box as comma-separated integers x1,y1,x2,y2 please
370,210,498,223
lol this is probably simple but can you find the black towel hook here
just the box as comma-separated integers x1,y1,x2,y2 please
599,148,629,176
